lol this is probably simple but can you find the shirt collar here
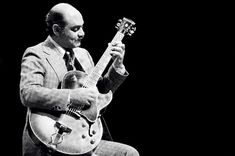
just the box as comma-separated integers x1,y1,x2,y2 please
48,35,66,55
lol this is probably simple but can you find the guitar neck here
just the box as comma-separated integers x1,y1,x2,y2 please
85,31,125,87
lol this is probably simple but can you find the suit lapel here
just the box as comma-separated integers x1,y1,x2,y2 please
41,37,94,81
74,48,94,74
42,37,67,82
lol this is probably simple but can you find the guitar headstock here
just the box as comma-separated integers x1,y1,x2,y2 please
115,17,136,36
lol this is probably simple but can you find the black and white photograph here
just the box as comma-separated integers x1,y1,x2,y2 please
0,0,233,156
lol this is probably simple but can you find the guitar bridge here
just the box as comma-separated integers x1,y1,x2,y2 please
54,121,72,134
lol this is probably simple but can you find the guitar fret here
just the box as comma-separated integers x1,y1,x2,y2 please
111,31,124,43
84,79,96,88
90,72,101,82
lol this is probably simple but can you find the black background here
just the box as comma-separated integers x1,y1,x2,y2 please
0,0,233,155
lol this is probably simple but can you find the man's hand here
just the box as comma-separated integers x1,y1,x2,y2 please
70,87,99,109
109,41,126,71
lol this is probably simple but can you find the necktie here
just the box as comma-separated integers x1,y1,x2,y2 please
64,49,75,71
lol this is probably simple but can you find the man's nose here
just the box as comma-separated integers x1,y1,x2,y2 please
78,28,85,38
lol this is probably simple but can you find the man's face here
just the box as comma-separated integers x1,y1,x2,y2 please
59,12,85,49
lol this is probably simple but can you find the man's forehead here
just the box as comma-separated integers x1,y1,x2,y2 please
64,13,84,27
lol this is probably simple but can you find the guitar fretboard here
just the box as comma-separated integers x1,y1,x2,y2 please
84,31,125,87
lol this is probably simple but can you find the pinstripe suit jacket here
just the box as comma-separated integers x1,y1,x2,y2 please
20,36,128,154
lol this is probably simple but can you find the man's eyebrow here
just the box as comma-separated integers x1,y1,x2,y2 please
71,25,83,29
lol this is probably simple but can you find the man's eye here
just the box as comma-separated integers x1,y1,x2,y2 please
72,27,81,32
72,28,77,32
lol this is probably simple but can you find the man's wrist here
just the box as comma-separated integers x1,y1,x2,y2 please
113,64,126,74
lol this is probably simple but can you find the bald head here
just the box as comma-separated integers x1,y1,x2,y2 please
51,3,82,19
45,3,83,35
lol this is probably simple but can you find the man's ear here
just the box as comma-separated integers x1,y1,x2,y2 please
52,24,62,36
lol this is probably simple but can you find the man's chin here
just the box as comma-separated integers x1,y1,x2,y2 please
74,42,81,47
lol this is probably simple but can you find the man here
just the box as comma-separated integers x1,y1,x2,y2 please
20,2,139,156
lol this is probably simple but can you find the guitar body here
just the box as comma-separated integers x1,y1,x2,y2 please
29,111,103,155
29,70,112,155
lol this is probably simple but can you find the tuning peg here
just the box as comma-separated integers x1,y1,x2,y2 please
128,27,136,36
116,18,124,27
131,27,136,32
115,22,121,29
124,23,129,28
128,31,133,36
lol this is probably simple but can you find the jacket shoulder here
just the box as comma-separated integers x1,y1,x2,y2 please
22,43,45,59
